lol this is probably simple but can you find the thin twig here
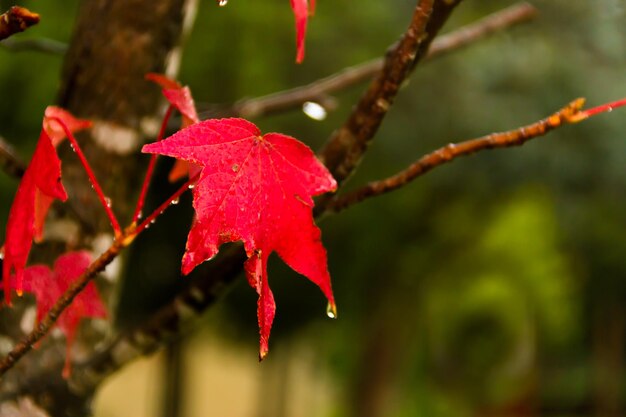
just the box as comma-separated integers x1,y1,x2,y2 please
0,6,39,41
0,135,25,178
327,99,587,213
229,2,535,120
0,37,68,55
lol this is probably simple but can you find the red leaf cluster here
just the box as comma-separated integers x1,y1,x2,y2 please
143,117,336,358
2,107,91,304
21,251,106,377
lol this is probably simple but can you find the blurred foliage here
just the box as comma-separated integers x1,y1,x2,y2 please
2,0,626,416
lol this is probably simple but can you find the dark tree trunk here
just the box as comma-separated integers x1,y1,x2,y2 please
0,0,196,414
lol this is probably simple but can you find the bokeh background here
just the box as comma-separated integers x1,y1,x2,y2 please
1,0,626,416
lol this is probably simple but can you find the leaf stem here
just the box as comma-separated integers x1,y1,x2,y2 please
134,173,199,236
48,116,122,237
131,105,174,224
572,97,626,121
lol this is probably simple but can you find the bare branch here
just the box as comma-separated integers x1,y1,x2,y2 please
427,2,536,60
318,0,459,189
0,37,68,55
327,99,587,213
0,7,40,41
230,2,536,120
0,135,25,179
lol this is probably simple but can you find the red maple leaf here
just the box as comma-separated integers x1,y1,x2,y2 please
146,73,199,127
146,73,201,182
20,251,106,377
290,0,314,63
143,118,336,358
2,107,91,304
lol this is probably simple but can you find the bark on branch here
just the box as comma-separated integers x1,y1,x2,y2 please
328,99,587,213
318,0,461,190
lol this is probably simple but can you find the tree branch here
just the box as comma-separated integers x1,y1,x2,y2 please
69,244,247,394
327,99,587,213
0,6,39,41
0,37,68,55
0,135,25,179
230,2,536,120
318,0,460,189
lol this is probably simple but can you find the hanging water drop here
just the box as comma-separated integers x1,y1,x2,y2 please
217,0,228,6
326,302,337,319
104,197,112,208
171,198,180,205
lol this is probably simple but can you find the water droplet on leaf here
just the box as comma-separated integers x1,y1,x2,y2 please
217,0,228,6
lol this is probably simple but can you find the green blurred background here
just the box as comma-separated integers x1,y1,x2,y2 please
1,0,626,416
